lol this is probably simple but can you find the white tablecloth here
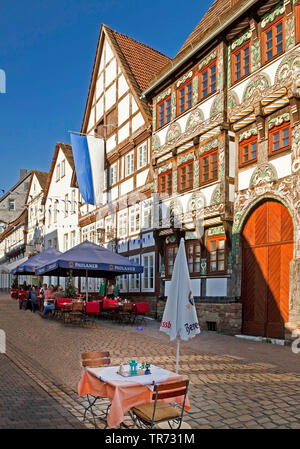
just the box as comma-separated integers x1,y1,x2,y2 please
90,365,170,386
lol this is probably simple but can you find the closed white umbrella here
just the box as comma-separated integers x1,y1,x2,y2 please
160,238,200,373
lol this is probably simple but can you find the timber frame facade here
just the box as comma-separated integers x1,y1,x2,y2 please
143,0,300,340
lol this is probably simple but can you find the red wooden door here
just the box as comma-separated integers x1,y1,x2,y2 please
241,201,293,339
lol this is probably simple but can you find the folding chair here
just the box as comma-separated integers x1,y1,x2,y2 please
81,352,111,428
68,301,84,325
129,379,189,429
118,302,135,324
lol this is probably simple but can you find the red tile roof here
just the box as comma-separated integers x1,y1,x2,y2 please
111,29,171,93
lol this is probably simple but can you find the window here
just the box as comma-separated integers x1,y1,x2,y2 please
118,210,128,238
177,81,192,115
71,231,76,248
157,96,171,128
129,256,140,292
239,135,257,166
166,245,178,277
269,122,291,155
158,170,172,196
56,164,60,181
199,63,217,99
178,161,194,192
207,235,226,274
186,241,201,274
129,204,140,234
125,151,134,177
118,274,127,292
110,163,117,186
65,194,69,216
8,200,15,211
232,43,250,82
61,160,66,178
200,149,218,185
137,143,147,169
71,190,76,214
24,183,29,191
142,199,153,230
263,18,284,63
142,253,155,291
64,234,69,252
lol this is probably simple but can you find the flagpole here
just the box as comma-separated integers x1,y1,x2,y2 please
176,338,180,374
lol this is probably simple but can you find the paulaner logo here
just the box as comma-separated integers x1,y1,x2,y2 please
0,70,6,94
0,329,6,353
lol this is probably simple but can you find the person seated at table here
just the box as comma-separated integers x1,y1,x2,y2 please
42,285,55,318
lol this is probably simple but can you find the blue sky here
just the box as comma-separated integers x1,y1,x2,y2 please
0,0,212,192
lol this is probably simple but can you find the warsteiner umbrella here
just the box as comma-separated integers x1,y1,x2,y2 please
160,238,200,373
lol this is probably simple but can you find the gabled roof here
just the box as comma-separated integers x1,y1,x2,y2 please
81,24,170,133
0,170,32,203
0,209,28,243
42,143,74,204
25,170,48,204
144,0,258,97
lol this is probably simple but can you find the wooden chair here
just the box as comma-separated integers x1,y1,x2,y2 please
129,379,189,429
118,302,135,324
81,352,111,427
67,301,84,325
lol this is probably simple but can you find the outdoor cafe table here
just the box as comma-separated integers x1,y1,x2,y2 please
78,365,190,428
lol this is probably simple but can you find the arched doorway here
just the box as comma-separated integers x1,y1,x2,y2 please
241,200,293,339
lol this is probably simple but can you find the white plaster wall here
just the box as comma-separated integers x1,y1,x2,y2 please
201,184,217,206
229,141,236,178
111,185,119,201
105,40,114,64
96,97,104,123
206,278,227,296
129,236,141,251
201,94,217,120
142,232,155,247
229,183,235,202
96,73,104,100
105,83,116,111
271,153,292,179
238,166,256,191
132,96,138,114
106,134,117,152
118,122,130,143
132,112,144,133
120,178,133,196
136,169,149,188
118,94,130,126
155,126,168,147
88,107,95,131
105,58,116,86
118,74,129,98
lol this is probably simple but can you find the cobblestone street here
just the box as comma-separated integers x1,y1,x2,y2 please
1,293,300,429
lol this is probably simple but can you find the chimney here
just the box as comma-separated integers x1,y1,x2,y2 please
20,169,27,179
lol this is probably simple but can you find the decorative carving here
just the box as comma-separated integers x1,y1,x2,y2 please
185,108,204,132
275,50,300,84
228,92,239,111
166,123,181,145
194,159,199,188
250,163,278,187
231,30,252,50
208,225,225,236
178,152,195,167
243,74,270,101
211,185,221,205
261,2,285,29
192,77,198,105
251,40,261,71
157,88,172,103
210,94,223,117
158,162,172,175
199,139,218,155
176,71,193,88
152,134,161,150
201,258,207,275
292,124,300,173
171,92,176,120
199,53,216,70
227,46,231,86
286,16,295,51
239,127,258,142
268,112,290,129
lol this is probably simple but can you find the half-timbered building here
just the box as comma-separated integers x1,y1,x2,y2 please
78,25,170,304
143,0,300,340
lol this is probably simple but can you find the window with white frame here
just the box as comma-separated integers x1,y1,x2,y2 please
82,228,88,242
125,151,134,177
105,216,115,241
8,200,15,211
118,274,127,292
129,204,140,234
65,194,69,216
118,209,128,238
137,143,147,169
142,199,153,230
142,252,155,291
110,163,118,186
129,255,140,292
61,160,66,178
89,226,96,243
64,233,69,252
70,231,76,248
56,164,60,181
71,190,76,214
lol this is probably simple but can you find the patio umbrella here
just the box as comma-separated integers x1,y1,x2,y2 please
11,248,62,275
35,241,144,301
160,238,200,373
